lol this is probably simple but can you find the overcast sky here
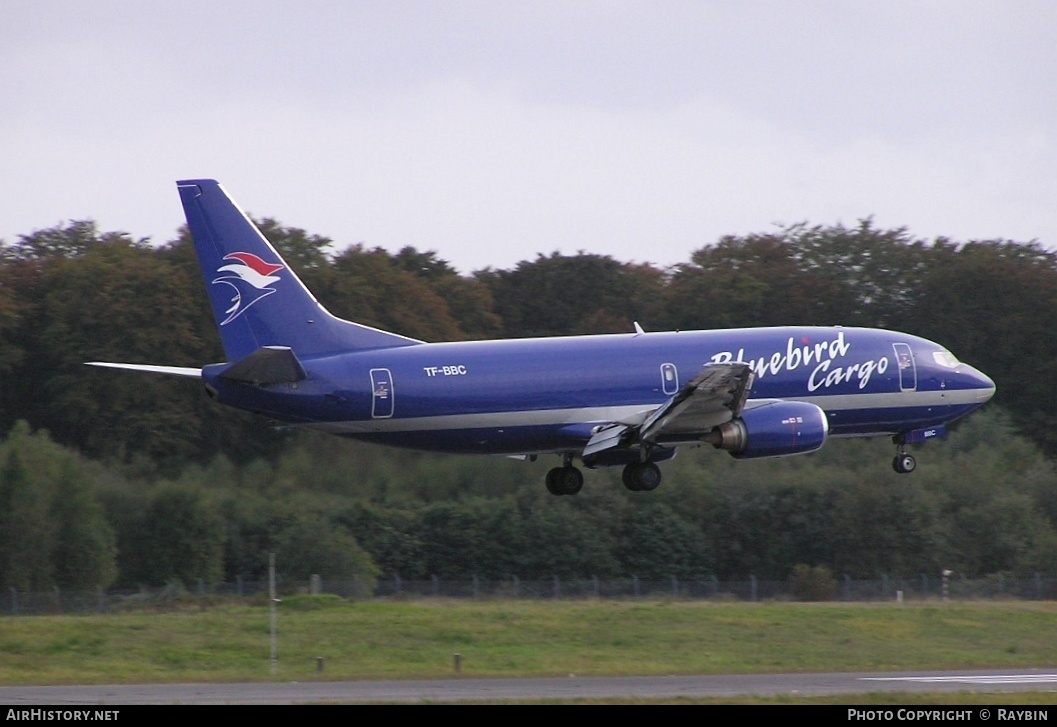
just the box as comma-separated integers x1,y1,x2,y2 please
2,1,1054,274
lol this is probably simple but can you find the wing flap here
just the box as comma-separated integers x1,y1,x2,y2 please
582,423,630,458
583,362,754,458
640,362,754,441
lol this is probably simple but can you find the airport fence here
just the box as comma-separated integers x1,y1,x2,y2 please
3,572,1056,616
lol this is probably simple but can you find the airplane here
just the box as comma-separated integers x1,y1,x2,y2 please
87,179,996,496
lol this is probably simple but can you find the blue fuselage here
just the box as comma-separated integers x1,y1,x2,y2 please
202,325,995,457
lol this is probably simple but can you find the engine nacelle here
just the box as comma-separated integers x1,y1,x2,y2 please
703,400,828,459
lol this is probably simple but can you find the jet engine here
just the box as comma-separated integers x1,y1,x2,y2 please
704,400,828,459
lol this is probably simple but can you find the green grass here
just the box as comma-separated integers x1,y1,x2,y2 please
1,597,1056,689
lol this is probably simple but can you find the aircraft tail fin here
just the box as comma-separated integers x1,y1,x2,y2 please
176,179,421,361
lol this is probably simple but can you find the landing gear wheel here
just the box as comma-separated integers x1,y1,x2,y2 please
546,466,584,495
545,467,563,495
622,461,662,492
892,454,916,474
558,466,583,495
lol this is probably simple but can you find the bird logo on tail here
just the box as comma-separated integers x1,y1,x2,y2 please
212,252,285,325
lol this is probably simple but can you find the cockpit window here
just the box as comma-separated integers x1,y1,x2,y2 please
933,351,961,368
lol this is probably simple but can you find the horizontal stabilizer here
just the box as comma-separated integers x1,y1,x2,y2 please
85,362,202,378
218,346,307,385
217,346,306,386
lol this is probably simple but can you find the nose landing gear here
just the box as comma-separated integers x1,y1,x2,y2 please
891,434,917,474
892,452,917,474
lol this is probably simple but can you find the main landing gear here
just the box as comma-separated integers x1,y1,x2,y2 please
546,454,584,496
545,465,584,496
622,461,662,491
545,456,664,495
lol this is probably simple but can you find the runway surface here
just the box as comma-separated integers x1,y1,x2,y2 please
1,669,1056,704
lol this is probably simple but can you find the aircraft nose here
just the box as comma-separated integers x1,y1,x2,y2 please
964,365,996,403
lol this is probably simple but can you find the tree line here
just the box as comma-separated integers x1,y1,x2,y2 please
1,216,1056,592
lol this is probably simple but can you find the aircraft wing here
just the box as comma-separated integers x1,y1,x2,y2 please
582,362,754,457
